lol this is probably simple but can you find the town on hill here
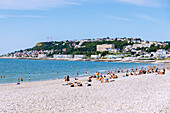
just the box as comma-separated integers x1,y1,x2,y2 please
2,37,170,60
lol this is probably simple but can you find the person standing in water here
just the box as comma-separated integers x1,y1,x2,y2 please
18,77,20,82
21,78,23,82
29,76,31,81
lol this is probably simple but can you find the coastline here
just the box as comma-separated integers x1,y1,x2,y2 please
1,56,170,63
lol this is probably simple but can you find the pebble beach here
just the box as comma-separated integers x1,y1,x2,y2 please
0,70,169,113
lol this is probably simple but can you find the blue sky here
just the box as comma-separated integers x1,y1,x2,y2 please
0,0,170,55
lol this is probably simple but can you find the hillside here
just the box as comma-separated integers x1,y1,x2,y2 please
26,40,130,56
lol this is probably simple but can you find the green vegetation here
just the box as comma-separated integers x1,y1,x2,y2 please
26,40,129,57
147,44,170,52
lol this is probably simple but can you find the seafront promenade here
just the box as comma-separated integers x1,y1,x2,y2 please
1,57,170,63
0,69,169,112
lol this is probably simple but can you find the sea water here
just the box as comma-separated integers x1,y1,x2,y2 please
0,59,154,84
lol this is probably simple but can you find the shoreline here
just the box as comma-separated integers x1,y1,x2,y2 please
0,70,169,86
1,57,170,63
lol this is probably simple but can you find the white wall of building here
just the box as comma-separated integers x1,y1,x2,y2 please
38,54,47,58
53,54,73,59
74,55,86,59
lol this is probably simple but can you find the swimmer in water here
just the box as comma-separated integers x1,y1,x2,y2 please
86,70,88,74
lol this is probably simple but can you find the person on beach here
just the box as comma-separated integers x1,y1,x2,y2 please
67,75,70,81
126,73,129,77
21,78,23,82
18,77,20,82
87,77,92,82
163,68,165,74
75,76,78,80
64,75,66,81
101,72,103,76
155,68,158,72
17,77,21,85
29,76,31,81
105,78,109,83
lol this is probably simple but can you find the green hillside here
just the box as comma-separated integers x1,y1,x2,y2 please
26,40,129,56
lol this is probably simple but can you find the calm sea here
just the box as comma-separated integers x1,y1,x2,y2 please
0,59,154,84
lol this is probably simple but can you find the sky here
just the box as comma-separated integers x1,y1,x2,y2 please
0,0,170,55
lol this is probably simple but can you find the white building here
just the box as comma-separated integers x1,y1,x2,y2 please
38,54,47,58
132,43,151,49
123,57,136,61
91,54,101,59
155,49,166,59
53,54,73,59
125,45,132,50
74,55,86,59
110,49,120,53
104,55,123,59
124,45,132,52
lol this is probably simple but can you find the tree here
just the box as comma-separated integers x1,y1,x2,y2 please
101,51,108,56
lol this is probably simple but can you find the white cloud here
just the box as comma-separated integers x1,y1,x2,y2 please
0,0,81,10
0,0,167,10
136,14,159,22
103,14,160,23
115,0,167,7
0,15,45,18
103,15,135,21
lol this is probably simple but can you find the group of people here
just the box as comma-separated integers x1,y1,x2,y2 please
64,64,169,86
63,75,70,81
63,75,84,87
17,76,31,85
0,75,5,78
93,65,168,83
